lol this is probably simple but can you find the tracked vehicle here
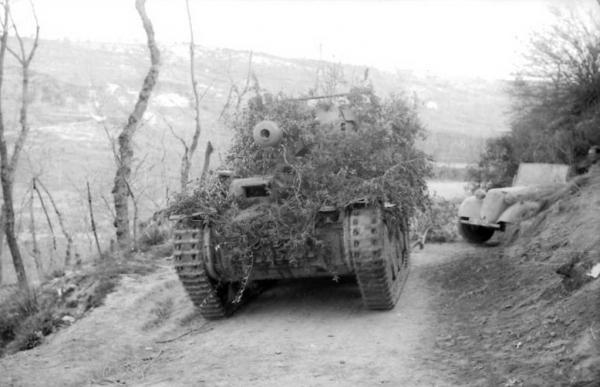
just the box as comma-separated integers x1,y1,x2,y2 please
172,103,413,320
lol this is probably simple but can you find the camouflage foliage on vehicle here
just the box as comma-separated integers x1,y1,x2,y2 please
169,86,430,263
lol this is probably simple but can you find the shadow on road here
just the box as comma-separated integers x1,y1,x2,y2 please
240,277,366,318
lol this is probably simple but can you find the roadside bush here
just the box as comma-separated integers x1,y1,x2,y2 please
0,256,157,356
143,298,174,330
412,195,460,244
138,213,172,251
428,197,460,242
138,223,171,251
0,288,61,355
84,277,117,311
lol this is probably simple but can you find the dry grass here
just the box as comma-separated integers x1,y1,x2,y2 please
142,298,174,330
0,253,158,356
0,287,61,355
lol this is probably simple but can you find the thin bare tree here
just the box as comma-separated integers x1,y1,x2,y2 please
218,51,255,120
87,181,102,258
168,0,215,193
35,178,73,266
28,180,43,278
32,179,56,250
124,178,139,251
112,0,160,251
0,0,39,289
0,205,4,285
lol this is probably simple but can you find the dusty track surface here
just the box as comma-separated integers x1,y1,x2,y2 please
2,242,581,386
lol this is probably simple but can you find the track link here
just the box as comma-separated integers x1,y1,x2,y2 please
349,206,409,310
173,224,229,319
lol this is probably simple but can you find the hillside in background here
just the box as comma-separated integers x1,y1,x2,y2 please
4,38,509,171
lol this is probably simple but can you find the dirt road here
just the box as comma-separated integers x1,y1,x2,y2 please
0,243,495,386
136,244,460,387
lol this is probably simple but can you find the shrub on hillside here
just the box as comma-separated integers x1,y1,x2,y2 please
138,212,172,252
472,10,600,186
0,257,157,356
138,223,171,250
0,288,61,355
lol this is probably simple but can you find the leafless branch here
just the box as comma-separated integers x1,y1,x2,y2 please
101,122,120,165
7,1,39,173
16,186,32,235
35,178,73,266
218,85,236,121
87,181,103,258
162,115,187,151
32,178,57,250
6,1,38,67
197,79,214,103
235,51,254,110
218,51,254,120
124,178,139,251
0,0,40,289
28,180,43,277
100,193,116,221
156,324,213,344
132,152,149,180
112,0,160,251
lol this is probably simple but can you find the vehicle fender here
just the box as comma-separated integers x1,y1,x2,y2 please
498,200,541,224
458,196,482,219
480,189,509,223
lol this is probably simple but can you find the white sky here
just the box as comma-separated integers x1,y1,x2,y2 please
9,0,598,79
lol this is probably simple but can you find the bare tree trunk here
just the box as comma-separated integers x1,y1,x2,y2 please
179,150,190,193
0,187,27,287
199,141,214,183
218,51,254,121
125,180,139,251
0,205,5,285
87,182,102,258
112,0,160,252
235,52,254,111
178,0,203,193
0,1,39,289
33,180,56,250
28,181,43,278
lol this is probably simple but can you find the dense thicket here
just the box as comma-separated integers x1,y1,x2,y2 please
470,10,600,187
